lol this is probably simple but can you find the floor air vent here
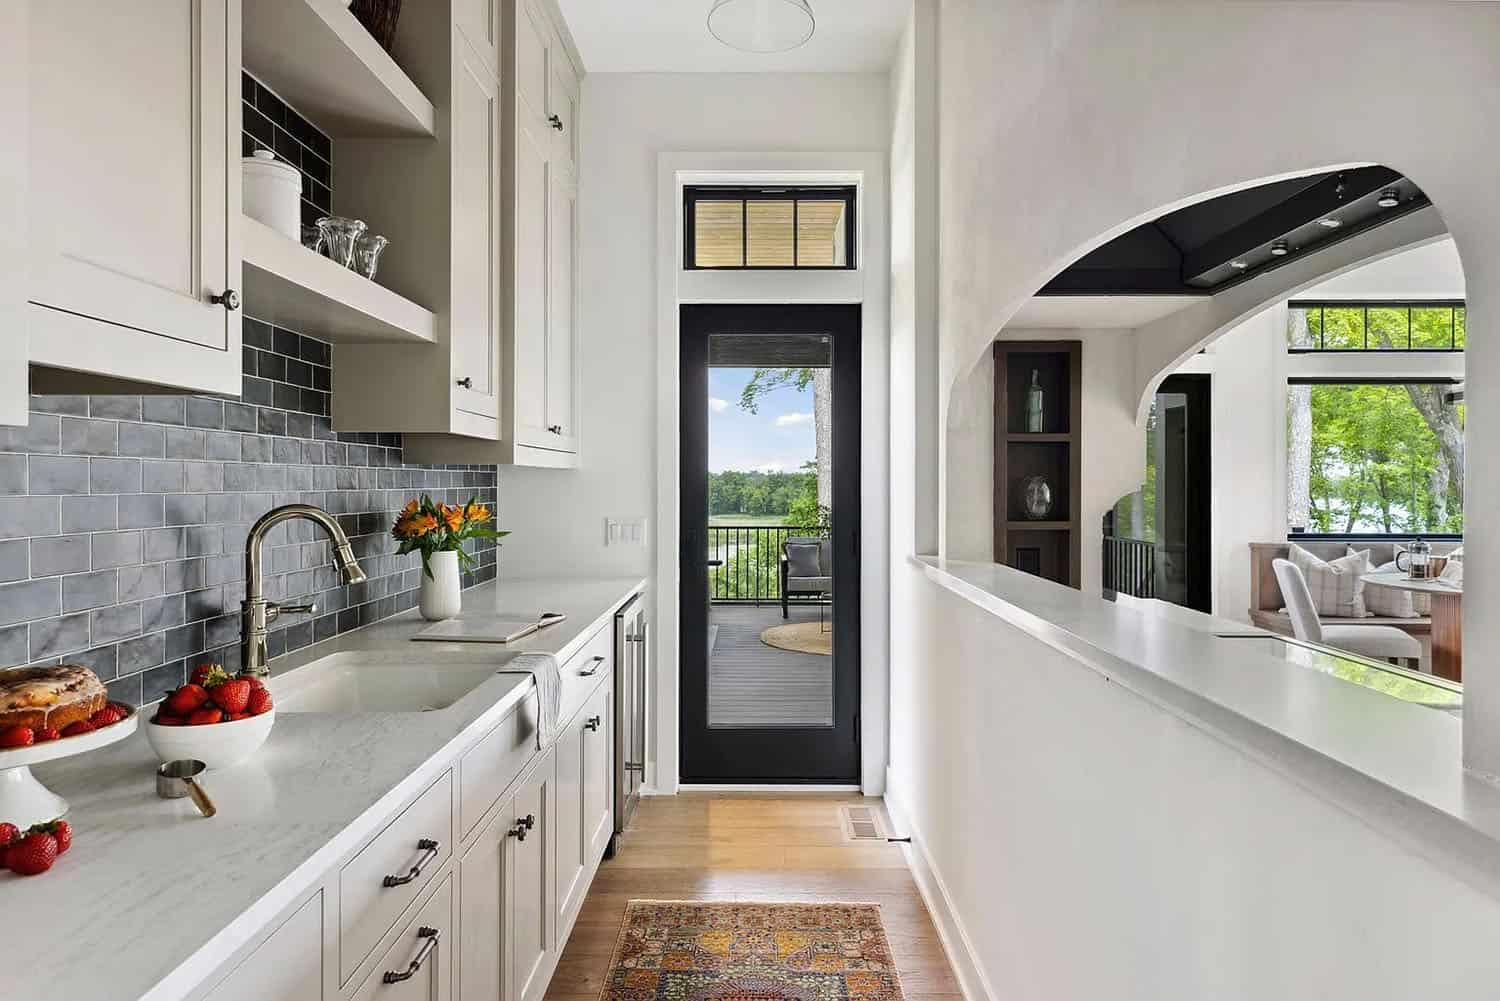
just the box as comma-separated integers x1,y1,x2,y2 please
840,805,885,842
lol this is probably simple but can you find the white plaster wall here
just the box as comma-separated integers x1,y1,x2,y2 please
921,0,1500,775
889,571,1500,1001
944,328,1141,596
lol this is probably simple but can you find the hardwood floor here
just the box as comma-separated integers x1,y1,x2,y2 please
546,793,962,1001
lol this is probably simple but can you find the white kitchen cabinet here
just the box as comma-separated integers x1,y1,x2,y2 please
556,679,611,934
402,0,581,468
0,1,28,426
511,748,557,1001
352,875,454,1001
334,17,500,439
458,804,508,1001
202,892,324,1001
456,0,500,72
25,0,241,397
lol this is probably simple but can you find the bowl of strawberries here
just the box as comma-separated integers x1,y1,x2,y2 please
144,665,276,770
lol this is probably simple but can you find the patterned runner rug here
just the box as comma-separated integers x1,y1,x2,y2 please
599,901,905,1001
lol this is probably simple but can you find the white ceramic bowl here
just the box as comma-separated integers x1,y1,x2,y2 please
144,708,276,770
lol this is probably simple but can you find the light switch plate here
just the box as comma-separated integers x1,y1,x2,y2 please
605,517,648,547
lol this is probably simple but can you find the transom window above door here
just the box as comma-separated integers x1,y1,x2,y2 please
684,185,856,270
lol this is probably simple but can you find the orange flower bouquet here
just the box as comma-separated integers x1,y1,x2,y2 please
391,494,507,580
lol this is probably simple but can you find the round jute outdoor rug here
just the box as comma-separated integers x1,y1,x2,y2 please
759,621,832,656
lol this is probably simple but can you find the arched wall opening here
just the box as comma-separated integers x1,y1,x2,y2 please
940,163,1465,621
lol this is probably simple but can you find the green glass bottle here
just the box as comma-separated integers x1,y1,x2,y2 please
1025,369,1044,433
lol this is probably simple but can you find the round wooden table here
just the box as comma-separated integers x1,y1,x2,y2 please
1362,571,1463,681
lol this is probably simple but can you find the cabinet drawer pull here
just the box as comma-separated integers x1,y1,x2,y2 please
547,424,563,434
382,926,441,984
456,376,473,389
548,114,564,132
585,715,601,732
579,655,605,677
210,289,240,311
508,813,536,841
382,838,440,887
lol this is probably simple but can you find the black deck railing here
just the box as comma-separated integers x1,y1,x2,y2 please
708,524,821,603
1103,535,1156,599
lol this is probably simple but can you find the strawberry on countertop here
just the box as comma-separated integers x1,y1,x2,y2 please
28,820,71,855
6,830,58,876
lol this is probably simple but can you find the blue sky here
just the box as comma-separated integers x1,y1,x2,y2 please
708,368,816,474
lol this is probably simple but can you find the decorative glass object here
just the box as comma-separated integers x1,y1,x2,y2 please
1017,475,1054,520
301,225,325,256
1025,369,1044,432
1397,537,1433,580
316,216,367,268
353,233,389,279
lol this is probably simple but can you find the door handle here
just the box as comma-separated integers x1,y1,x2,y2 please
456,376,473,388
382,838,440,887
548,114,564,131
585,715,601,731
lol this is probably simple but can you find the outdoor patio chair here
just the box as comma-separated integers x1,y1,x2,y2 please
781,536,832,619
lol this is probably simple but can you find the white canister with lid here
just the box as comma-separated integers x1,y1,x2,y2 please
242,149,302,241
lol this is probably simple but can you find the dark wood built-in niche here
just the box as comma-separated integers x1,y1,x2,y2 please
993,340,1082,588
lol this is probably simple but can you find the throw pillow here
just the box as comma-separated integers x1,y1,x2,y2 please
1289,543,1369,618
1351,548,1420,618
785,543,822,578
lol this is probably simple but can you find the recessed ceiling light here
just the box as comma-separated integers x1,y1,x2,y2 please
1270,240,1290,257
708,0,816,53
1317,218,1341,229
1229,260,1248,270
1377,188,1400,208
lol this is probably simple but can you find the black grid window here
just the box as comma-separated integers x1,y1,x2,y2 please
684,186,857,271
1287,300,1466,352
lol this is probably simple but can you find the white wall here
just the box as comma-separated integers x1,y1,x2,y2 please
881,1,1500,992
498,72,891,791
888,571,1500,1001
944,328,1141,596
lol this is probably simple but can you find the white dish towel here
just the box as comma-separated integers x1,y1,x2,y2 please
512,652,561,749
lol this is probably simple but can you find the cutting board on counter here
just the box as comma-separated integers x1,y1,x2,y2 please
412,612,566,644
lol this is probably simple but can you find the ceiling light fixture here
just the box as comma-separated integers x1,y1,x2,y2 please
1377,188,1400,208
1270,240,1290,257
1229,260,1249,270
1317,217,1341,229
708,0,816,53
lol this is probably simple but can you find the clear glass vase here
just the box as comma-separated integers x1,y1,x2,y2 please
353,233,389,279
316,216,367,268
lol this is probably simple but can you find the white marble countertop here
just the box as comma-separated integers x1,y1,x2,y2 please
6,575,645,1001
914,555,1500,898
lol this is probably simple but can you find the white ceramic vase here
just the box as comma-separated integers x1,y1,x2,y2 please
420,550,462,621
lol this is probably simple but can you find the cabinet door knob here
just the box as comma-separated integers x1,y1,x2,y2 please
548,424,563,434
585,715,601,732
210,289,240,311
548,114,564,132
456,377,473,389
508,813,536,841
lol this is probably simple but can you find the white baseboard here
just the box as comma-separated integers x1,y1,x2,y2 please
884,769,994,1001
677,783,863,793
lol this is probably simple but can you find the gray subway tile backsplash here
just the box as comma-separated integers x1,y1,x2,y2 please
0,321,498,704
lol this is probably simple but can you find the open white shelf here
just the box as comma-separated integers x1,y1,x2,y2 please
243,0,436,138
241,216,437,344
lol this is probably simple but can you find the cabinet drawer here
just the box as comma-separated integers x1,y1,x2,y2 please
459,689,539,839
340,771,454,984
351,873,453,1001
558,624,612,727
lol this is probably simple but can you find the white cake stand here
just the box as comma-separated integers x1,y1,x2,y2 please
0,708,138,828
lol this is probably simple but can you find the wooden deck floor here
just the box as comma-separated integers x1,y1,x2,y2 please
546,793,962,1001
708,603,833,728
